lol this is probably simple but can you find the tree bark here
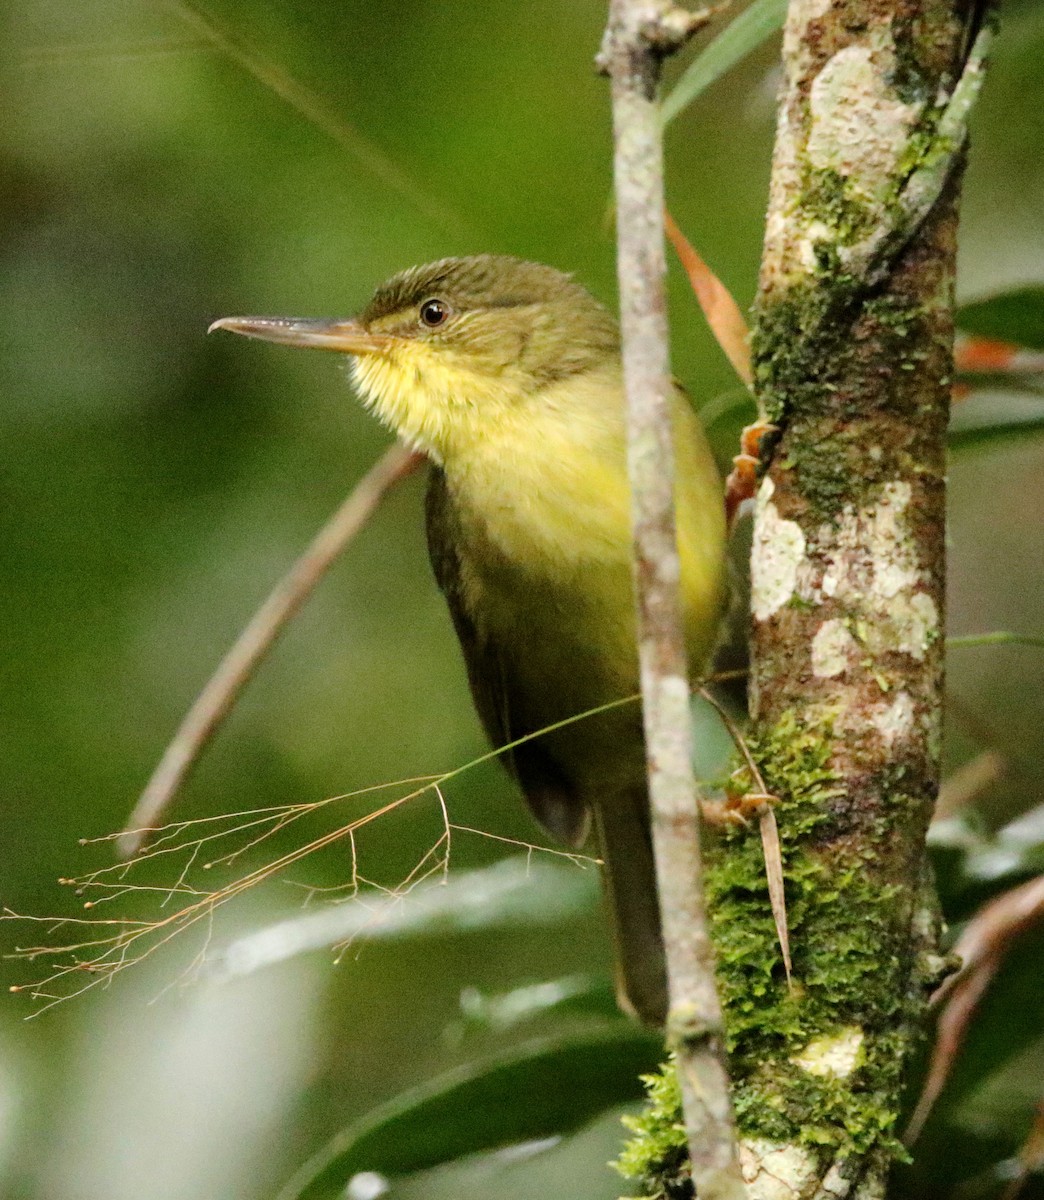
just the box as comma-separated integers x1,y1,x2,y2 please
723,1,984,1196
615,3,993,1196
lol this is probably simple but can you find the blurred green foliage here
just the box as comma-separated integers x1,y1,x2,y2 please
1,1,1043,1198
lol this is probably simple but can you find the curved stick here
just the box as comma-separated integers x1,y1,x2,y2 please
118,442,424,858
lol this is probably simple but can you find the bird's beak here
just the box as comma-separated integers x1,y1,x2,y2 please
208,316,390,355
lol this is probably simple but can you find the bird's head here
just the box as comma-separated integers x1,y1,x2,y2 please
210,255,620,461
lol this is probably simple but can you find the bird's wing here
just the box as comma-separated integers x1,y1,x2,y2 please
424,467,590,847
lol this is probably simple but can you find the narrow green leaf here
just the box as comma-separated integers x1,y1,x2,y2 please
661,0,788,127
930,804,1044,892
277,1031,660,1200
947,632,1044,649
210,858,600,981
454,977,620,1035
957,286,1044,351
953,417,1044,453
948,392,1044,454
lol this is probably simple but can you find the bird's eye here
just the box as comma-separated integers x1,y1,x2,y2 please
419,298,449,328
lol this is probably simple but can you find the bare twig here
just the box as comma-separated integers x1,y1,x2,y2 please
119,442,423,858
934,749,1006,821
905,872,1044,1144
598,4,744,1198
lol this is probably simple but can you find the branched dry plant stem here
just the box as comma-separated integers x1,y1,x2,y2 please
598,4,744,1197
8,699,624,1012
119,442,422,857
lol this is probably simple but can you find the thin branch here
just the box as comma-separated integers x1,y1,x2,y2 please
119,442,423,857
598,4,744,1198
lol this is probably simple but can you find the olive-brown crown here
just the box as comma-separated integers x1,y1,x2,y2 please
359,255,620,386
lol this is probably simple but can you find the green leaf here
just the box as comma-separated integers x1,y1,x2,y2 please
930,804,1044,897
453,976,621,1036
948,417,1044,452
957,286,1044,350
277,1031,661,1200
948,391,1044,454
337,1105,636,1200
947,631,1044,649
211,857,600,981
661,0,788,127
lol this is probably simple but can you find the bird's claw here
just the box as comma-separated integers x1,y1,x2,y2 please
724,421,779,527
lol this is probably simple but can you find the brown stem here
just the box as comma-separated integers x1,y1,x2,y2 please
119,442,423,858
906,872,1044,1144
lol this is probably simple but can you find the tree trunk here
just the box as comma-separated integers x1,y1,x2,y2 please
720,1,981,1196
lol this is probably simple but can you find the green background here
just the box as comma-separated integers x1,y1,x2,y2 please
2,2,1042,1197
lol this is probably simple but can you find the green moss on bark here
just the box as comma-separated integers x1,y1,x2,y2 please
615,1060,693,1200
711,712,923,1159
751,279,939,523
802,167,878,247
616,713,940,1195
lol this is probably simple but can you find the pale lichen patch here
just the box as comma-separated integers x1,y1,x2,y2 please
811,619,856,678
868,482,917,600
789,25,925,274
871,691,915,746
752,478,807,621
792,1026,866,1079
894,592,939,660
740,1138,820,1200
807,35,920,207
815,1158,872,1200
812,481,938,664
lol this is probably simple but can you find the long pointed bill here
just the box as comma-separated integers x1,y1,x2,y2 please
208,316,390,355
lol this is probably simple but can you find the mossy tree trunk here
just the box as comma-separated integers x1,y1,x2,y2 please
709,1,985,1196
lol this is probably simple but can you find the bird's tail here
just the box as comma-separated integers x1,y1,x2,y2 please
593,786,668,1026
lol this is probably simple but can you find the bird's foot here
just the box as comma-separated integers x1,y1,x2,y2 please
724,420,778,527
700,790,775,829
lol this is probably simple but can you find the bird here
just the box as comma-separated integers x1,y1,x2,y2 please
210,254,727,1024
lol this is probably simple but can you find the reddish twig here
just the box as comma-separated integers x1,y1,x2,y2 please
905,872,1044,1144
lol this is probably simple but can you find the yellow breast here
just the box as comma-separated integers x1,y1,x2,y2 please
442,366,727,701
351,343,726,703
